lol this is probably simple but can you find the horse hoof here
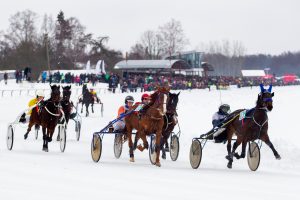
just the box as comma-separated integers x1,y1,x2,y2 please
276,155,281,160
24,134,28,140
42,147,48,152
227,163,232,169
129,157,135,162
56,136,60,141
155,162,161,167
137,145,143,151
162,152,166,160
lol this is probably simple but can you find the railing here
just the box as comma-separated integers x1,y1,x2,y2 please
0,87,126,97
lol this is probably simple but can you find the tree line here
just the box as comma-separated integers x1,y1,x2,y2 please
0,10,123,79
0,10,299,79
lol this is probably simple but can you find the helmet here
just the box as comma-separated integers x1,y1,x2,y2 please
36,90,45,97
125,95,134,104
141,93,150,101
219,104,230,114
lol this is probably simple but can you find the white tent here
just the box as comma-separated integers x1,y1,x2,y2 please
241,70,265,77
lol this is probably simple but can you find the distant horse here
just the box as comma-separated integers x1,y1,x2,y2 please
224,84,281,168
24,85,62,152
57,85,73,141
161,92,180,159
79,84,94,117
125,86,169,167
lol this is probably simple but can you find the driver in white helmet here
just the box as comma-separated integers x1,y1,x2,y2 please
19,90,45,123
207,104,231,142
110,95,134,133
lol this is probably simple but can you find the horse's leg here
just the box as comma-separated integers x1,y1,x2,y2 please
92,102,94,113
24,121,34,140
261,134,281,160
127,127,135,162
42,127,48,152
133,131,140,150
81,102,83,113
226,138,242,169
137,131,148,152
85,103,89,117
234,140,247,159
155,129,162,167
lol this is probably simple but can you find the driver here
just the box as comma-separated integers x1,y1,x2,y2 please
19,90,45,123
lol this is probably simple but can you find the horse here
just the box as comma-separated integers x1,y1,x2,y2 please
125,86,169,167
161,92,180,159
24,85,62,152
57,85,73,141
79,84,94,117
224,84,281,168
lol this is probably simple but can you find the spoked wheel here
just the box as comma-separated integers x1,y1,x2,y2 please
190,139,202,169
170,135,180,161
149,135,156,165
59,125,66,152
247,142,261,171
7,125,14,150
75,121,81,141
91,134,102,162
114,134,123,159
35,125,39,140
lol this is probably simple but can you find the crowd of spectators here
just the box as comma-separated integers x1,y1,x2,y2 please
118,73,300,92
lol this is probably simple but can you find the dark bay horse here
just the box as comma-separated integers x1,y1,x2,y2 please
24,85,62,152
161,92,180,159
79,84,94,117
225,84,281,168
57,85,73,140
125,87,169,167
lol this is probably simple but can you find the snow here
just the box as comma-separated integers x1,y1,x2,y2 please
0,81,299,200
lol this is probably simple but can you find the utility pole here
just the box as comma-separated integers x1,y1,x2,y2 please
45,33,51,74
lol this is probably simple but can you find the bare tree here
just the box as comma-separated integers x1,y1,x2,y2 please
5,10,38,47
159,18,189,56
140,30,164,59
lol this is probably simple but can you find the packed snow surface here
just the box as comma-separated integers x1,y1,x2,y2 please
0,81,299,200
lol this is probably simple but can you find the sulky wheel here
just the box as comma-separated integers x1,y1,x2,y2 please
189,139,202,169
7,125,14,150
59,125,67,153
113,134,123,159
91,134,102,162
149,135,156,165
75,121,81,141
247,142,261,171
170,134,180,161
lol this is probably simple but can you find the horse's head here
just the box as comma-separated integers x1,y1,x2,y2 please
50,84,61,102
257,84,274,111
167,92,180,114
150,88,169,116
62,85,71,101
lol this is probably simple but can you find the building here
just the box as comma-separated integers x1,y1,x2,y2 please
114,51,208,77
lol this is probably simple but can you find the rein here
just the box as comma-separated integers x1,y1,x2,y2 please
44,106,61,117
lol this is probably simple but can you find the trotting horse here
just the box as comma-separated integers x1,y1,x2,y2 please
225,84,281,168
79,84,94,117
125,86,169,167
57,85,73,141
161,92,180,159
24,85,62,152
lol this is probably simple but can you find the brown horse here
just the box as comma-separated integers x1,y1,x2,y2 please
224,84,281,168
24,85,62,152
125,87,169,167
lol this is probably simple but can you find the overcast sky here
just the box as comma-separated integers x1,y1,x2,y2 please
1,0,299,55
